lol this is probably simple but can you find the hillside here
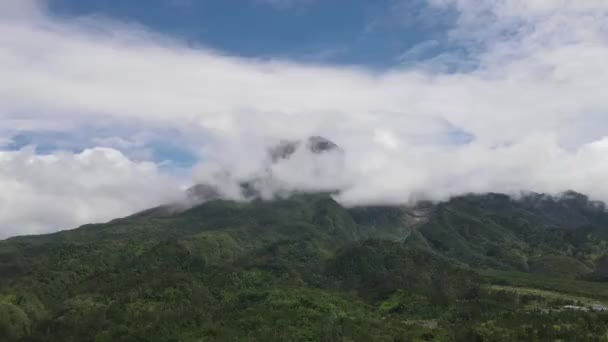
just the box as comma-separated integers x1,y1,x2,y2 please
2,192,608,340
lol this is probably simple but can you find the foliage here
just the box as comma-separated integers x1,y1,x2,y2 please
2,192,608,340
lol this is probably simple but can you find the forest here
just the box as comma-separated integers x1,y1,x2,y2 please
3,192,608,341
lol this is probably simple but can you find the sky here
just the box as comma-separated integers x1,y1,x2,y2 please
2,0,608,237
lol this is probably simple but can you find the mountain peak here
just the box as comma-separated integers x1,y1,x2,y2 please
269,136,340,162
186,136,341,205
306,136,339,154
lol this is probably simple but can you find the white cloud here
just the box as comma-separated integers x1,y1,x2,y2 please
0,0,45,20
0,147,181,238
336,134,608,205
2,0,608,236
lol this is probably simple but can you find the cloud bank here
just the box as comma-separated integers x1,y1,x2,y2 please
2,0,608,236
0,147,180,238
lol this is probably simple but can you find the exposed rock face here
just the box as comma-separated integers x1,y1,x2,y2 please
268,140,299,163
306,136,339,154
401,202,434,229
268,136,340,163
186,136,341,205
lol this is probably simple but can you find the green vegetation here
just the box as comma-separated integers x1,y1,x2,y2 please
2,192,608,340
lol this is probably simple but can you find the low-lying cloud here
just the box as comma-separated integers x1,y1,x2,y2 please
2,0,608,237
0,147,181,238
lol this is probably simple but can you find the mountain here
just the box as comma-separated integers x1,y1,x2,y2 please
187,136,343,204
3,138,608,341
268,136,340,162
3,190,608,340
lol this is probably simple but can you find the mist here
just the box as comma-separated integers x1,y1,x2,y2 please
2,0,608,236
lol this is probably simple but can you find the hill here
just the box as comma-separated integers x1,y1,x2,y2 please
2,192,608,340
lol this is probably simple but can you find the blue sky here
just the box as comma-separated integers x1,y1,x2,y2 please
25,0,456,167
3,0,608,236
48,0,452,67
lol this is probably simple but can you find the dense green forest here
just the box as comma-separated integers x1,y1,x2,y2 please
3,191,608,341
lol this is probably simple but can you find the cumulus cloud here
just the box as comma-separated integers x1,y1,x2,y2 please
0,147,181,238
2,0,608,237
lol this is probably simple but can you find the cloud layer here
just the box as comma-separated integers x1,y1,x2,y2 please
0,147,180,238
2,0,608,237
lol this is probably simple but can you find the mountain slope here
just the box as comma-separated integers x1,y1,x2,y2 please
2,192,608,340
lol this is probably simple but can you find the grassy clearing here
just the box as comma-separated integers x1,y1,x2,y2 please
480,269,608,300
485,284,605,307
